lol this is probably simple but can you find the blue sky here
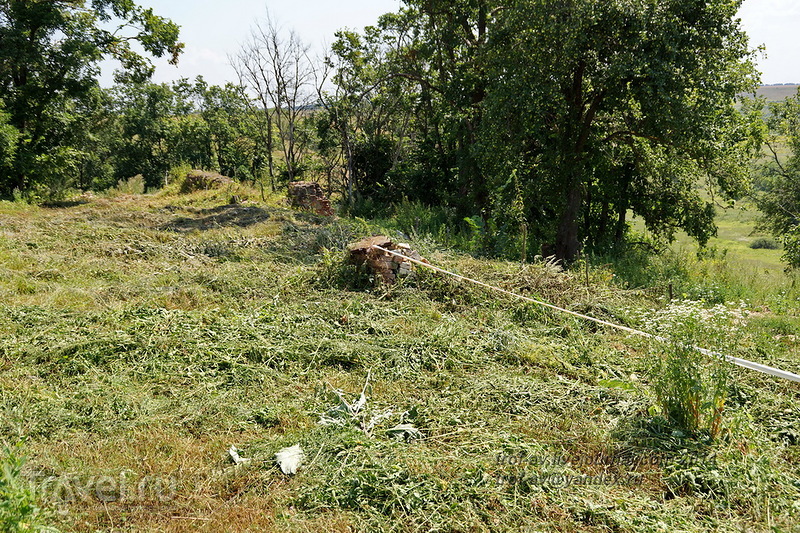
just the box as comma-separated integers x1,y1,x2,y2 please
101,0,800,87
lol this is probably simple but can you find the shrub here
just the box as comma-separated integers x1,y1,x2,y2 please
0,445,50,532
749,237,779,250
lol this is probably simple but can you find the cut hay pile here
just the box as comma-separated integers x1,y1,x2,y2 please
179,170,234,193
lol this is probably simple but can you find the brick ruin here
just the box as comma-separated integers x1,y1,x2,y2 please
288,181,334,216
347,236,427,284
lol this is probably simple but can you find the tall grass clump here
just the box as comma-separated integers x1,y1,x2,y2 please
650,341,730,440
600,238,798,307
640,301,746,440
107,174,146,196
593,240,688,291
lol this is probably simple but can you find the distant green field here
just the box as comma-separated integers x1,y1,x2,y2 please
631,200,786,279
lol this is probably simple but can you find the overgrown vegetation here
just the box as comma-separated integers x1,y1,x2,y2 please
0,181,798,531
753,89,800,267
749,237,779,250
639,301,746,440
1,0,774,266
0,0,182,199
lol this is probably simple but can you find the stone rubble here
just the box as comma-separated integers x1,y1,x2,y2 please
288,181,334,216
347,236,427,284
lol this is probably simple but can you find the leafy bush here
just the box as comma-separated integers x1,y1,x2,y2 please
391,199,453,240
29,147,84,202
0,445,50,532
749,237,779,250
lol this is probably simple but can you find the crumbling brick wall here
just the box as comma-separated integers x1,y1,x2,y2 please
348,236,427,284
288,181,334,216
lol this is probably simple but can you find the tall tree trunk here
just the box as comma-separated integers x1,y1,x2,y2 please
597,200,610,243
266,114,275,191
614,163,632,244
614,204,627,244
555,184,582,263
344,129,355,209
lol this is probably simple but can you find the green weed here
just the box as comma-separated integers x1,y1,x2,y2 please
649,341,730,440
0,444,53,532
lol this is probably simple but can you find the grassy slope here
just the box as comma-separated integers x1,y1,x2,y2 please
631,195,784,286
655,202,783,268
1,185,799,532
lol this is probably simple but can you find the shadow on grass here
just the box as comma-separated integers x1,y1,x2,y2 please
41,199,91,209
163,204,273,232
611,413,712,453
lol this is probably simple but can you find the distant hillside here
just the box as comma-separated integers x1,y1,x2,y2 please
756,84,799,101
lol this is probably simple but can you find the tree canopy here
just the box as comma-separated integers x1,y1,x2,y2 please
754,91,800,268
328,0,760,261
0,0,769,267
0,0,182,197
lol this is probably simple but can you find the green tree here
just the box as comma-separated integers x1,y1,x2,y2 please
111,78,264,188
754,91,800,268
193,79,262,181
0,0,182,197
481,0,758,261
336,0,758,262
0,101,19,180
233,14,315,185
401,0,494,213
319,23,416,207
71,86,117,191
112,82,175,187
356,2,495,214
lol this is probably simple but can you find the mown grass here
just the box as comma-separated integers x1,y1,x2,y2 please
0,183,799,532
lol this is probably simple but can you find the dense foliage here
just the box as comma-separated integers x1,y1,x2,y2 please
111,78,265,189
320,0,760,261
0,0,775,265
755,91,800,267
0,0,182,198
